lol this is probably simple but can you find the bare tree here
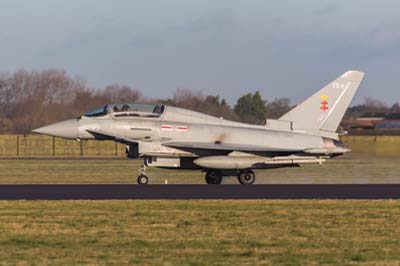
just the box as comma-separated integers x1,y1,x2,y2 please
266,98,292,119
100,84,142,103
390,102,400,113
363,97,388,113
0,69,87,133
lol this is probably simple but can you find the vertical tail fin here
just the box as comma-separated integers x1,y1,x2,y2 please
279,70,365,133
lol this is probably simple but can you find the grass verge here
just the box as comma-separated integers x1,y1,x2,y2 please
0,200,399,265
1,155,400,184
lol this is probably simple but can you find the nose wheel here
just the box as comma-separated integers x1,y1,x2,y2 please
137,174,149,185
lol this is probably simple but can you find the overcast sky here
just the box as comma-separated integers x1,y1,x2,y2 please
0,0,399,105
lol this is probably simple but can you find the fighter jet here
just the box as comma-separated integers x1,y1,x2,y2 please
33,70,365,185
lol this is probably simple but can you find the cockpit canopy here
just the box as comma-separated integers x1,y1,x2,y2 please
84,103,165,118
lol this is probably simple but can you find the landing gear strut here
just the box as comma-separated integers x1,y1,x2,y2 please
238,170,256,185
137,162,149,185
205,171,222,184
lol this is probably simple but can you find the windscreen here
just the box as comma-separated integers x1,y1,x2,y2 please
84,106,108,117
111,103,164,118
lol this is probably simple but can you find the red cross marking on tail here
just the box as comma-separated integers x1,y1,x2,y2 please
320,100,328,111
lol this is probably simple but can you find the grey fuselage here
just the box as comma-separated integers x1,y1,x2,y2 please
33,103,347,172
78,106,334,157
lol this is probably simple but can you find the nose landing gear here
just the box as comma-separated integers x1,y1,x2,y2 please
137,174,149,185
137,163,149,185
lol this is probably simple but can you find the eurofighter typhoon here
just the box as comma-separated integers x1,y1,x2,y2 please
33,71,365,184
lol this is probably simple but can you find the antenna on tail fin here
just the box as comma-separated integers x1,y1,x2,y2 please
279,70,365,135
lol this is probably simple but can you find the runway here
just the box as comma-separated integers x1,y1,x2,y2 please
0,184,399,200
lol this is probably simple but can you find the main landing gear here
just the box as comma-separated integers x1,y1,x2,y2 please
204,170,256,185
237,170,256,185
205,171,223,184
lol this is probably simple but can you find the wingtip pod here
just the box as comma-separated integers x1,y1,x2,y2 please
341,70,365,82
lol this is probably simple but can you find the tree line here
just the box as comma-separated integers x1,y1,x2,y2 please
0,69,398,134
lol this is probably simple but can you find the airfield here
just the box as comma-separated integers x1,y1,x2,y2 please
0,153,399,200
1,184,400,200
1,145,400,264
0,152,399,185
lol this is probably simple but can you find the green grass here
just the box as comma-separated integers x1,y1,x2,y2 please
1,155,399,265
0,200,399,265
0,159,203,184
1,154,400,184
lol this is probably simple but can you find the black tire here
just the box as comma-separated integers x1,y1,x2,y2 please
205,171,222,184
238,170,255,185
137,174,149,185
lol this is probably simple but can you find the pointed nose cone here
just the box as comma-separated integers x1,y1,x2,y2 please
32,119,78,139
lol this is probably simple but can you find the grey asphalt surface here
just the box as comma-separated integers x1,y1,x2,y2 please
0,184,399,200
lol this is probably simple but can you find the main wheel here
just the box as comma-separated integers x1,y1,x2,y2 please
238,170,256,185
137,174,149,185
205,171,222,184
